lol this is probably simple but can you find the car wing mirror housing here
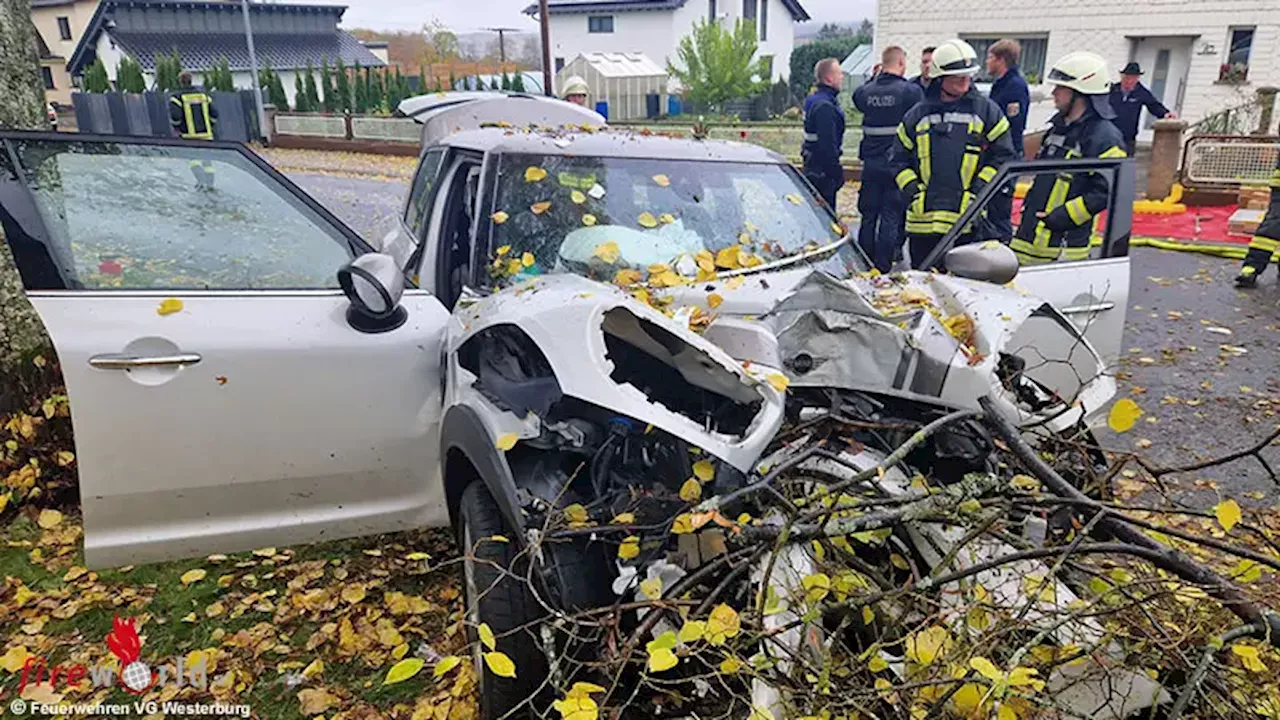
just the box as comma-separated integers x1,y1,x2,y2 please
338,253,408,333
945,242,1020,285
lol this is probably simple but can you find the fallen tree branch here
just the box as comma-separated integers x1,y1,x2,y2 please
1137,425,1280,485
1168,622,1268,720
979,395,1280,647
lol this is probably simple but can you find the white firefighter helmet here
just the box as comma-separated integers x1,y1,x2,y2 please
1047,52,1112,95
929,39,980,77
561,75,589,98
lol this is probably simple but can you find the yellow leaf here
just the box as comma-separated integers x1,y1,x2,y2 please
525,166,548,182
491,211,510,225
696,250,716,272
659,213,675,224
647,647,678,672
36,509,63,529
157,297,184,316
890,553,911,570
618,535,640,560
1233,645,1267,673
1107,398,1143,433
55,451,75,467
862,606,875,625
715,245,742,269
997,704,1019,720
613,269,642,286
405,551,431,560
671,513,695,534
706,603,741,645
63,565,87,581
495,433,519,451
720,655,743,674
484,651,517,678
765,373,790,392
582,214,597,226
969,656,1003,682
652,174,671,187
611,512,636,524
384,658,425,685
571,190,587,204
1233,559,1264,583
679,620,706,643
181,612,196,623
1,645,31,673
497,245,512,256
564,503,589,525
297,688,339,715
593,241,621,263
302,658,325,679
707,293,724,309
479,622,497,651
531,201,552,215
868,655,889,672
801,573,831,602
1010,474,1040,492
951,683,986,716
831,222,845,236
434,655,462,678
628,576,659,603
522,252,536,267
679,478,703,503
638,212,659,228
180,568,207,586
905,626,951,666
341,584,367,605
785,193,803,205
392,643,409,660
0,492,9,515
692,460,715,482
1007,666,1044,690
1215,499,1242,532
205,601,225,617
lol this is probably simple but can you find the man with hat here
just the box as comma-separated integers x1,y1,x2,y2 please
1108,62,1177,157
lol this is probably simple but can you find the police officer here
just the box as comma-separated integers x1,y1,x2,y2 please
1108,62,1177,157
909,46,935,92
890,39,1017,269
802,58,847,211
169,72,218,190
983,39,1030,242
853,46,923,272
1011,52,1127,265
1234,154,1280,288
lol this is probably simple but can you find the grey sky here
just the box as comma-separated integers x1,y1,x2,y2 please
338,0,877,34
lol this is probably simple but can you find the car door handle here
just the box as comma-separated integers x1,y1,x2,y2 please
88,353,203,370
1059,302,1116,315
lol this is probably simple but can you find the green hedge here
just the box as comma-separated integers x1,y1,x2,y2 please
789,36,869,101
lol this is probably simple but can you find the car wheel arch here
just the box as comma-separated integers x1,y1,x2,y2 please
440,404,524,538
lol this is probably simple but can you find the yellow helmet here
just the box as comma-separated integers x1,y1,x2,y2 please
929,39,980,78
561,76,589,98
1047,52,1111,95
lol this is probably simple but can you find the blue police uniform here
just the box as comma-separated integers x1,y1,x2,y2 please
802,83,846,210
1108,82,1170,156
983,65,1031,241
852,72,924,271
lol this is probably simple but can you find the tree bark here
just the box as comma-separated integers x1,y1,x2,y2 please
0,0,54,379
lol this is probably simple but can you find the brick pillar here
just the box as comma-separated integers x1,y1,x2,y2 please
1146,119,1187,201
1256,86,1279,135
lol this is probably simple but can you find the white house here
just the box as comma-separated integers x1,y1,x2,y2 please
525,0,810,87
876,0,1280,140
67,0,384,107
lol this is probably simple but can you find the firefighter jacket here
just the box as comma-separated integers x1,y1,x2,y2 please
169,90,218,140
889,84,1017,236
1011,108,1127,264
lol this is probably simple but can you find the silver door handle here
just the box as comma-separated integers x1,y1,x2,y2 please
1060,302,1116,315
89,353,202,369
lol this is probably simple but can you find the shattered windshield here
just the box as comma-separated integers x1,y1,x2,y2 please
483,153,866,286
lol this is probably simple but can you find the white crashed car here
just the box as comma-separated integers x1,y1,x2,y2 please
1,104,1142,717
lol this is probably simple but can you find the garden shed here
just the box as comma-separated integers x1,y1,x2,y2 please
555,53,668,121
841,44,875,92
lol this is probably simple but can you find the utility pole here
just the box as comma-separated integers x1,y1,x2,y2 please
484,27,520,65
538,0,552,96
240,0,267,141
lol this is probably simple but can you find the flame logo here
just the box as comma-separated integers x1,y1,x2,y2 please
106,616,142,664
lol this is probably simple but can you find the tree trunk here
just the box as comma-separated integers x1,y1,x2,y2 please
0,0,54,384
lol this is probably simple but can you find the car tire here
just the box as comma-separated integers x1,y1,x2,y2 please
458,481,545,720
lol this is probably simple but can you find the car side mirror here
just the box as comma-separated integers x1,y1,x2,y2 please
338,253,407,333
945,242,1020,285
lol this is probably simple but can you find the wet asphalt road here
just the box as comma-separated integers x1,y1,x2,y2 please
289,169,1280,510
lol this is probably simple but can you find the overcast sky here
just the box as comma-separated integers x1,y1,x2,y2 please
338,0,877,34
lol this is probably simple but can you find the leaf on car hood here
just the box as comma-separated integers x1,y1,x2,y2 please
638,212,659,228
524,166,548,183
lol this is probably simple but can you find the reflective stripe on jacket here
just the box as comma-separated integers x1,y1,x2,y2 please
170,92,216,140
801,84,846,180
888,85,1017,236
1011,109,1127,265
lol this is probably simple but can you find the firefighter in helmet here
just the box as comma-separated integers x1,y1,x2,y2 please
561,76,590,107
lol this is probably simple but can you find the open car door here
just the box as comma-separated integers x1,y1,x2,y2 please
0,132,451,568
924,158,1134,372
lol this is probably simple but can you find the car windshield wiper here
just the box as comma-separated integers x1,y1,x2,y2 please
711,235,853,280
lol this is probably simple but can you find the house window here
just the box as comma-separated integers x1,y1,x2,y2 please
57,17,72,40
555,57,565,73
759,0,767,40
41,67,56,89
1222,27,1254,82
588,16,614,33
709,0,716,21
960,35,1049,84
742,0,756,22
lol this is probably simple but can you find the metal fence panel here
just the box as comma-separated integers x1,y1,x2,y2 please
275,114,347,138
350,116,419,143
1182,136,1280,186
121,94,153,136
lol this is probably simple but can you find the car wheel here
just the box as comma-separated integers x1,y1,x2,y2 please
458,481,545,720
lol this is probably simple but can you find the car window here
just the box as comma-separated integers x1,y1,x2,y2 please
405,147,447,241
482,153,865,287
4,139,355,291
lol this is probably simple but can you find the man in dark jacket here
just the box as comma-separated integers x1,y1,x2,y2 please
890,39,1017,269
802,58,847,211
1108,62,1176,156
983,39,1031,242
852,46,924,272
1012,52,1127,265
1234,155,1280,288
908,46,935,92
